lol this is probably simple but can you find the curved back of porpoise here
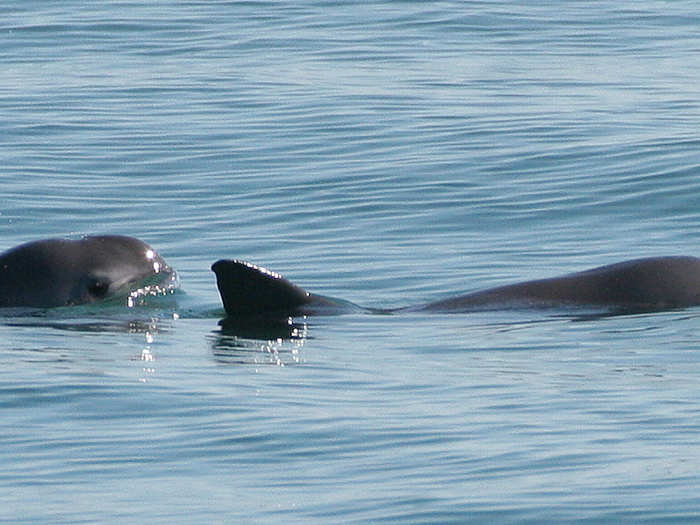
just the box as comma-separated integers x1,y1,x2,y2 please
212,256,700,317
421,256,700,312
0,235,175,308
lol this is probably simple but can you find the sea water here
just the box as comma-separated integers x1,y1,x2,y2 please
1,1,700,523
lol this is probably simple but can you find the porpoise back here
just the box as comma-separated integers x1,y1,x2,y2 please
211,256,700,318
422,256,700,312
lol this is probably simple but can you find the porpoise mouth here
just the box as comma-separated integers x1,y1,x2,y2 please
124,261,180,308
97,253,180,308
126,271,178,304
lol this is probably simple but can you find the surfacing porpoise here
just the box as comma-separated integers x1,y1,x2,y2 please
1,235,699,318
211,256,700,317
0,235,176,308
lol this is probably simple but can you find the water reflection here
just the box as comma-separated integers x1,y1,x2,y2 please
1,314,168,377
133,331,157,382
211,316,307,366
218,316,307,340
4,318,165,334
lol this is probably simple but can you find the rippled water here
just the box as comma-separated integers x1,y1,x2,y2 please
2,1,700,523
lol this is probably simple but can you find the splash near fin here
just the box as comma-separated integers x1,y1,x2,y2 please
211,259,312,316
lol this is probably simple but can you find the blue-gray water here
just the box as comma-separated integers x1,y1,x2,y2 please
2,1,700,523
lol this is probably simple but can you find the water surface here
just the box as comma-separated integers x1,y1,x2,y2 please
2,1,700,523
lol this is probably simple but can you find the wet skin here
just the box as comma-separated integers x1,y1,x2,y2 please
2,236,697,319
0,235,176,308
212,256,700,317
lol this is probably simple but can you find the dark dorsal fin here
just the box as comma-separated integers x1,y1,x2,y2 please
211,259,312,316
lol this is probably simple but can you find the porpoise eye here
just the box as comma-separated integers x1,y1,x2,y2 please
87,280,110,299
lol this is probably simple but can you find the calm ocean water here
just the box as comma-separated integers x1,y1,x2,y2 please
2,1,700,523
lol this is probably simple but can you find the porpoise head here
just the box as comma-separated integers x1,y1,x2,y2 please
0,235,178,308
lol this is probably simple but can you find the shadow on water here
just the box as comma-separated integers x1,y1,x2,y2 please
209,315,308,366
208,302,700,365
0,300,177,335
4,317,167,335
3,297,699,368
218,315,307,340
554,304,693,322
0,306,171,369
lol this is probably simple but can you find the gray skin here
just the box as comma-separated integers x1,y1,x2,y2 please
2,235,696,317
212,256,700,318
0,235,176,308
419,256,700,312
